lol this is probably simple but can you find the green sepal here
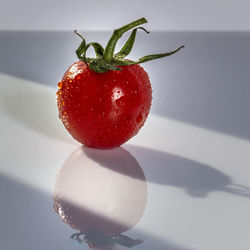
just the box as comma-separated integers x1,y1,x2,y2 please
135,45,185,64
74,30,87,61
88,58,121,73
74,18,184,73
103,18,148,63
112,45,184,66
85,42,104,58
115,27,149,59
112,58,136,66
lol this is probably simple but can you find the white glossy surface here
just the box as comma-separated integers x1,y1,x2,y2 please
1,30,250,250
1,71,250,250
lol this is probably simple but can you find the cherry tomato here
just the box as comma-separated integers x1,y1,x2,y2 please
57,61,151,148
57,17,183,148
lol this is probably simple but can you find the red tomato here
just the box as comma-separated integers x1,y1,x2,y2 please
57,17,183,148
57,61,152,148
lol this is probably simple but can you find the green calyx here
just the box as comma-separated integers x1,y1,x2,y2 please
74,17,184,73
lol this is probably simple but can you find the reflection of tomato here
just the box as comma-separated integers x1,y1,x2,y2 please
53,147,147,235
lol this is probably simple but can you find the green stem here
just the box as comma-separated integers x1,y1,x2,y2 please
74,30,86,61
136,45,185,64
115,27,149,59
103,17,147,62
113,46,185,66
74,18,184,73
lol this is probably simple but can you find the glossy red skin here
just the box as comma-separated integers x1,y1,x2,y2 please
57,61,152,148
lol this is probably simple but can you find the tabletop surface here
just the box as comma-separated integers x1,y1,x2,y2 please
0,31,250,250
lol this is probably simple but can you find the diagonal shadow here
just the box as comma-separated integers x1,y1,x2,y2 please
0,74,74,144
127,145,250,198
52,146,194,250
0,31,77,86
84,145,250,199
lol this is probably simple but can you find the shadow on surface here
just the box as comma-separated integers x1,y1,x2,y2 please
0,173,193,250
0,31,76,86
147,31,250,140
54,146,147,235
0,31,107,86
1,31,250,140
0,73,74,144
0,174,73,250
126,145,250,198
52,146,195,250
92,145,250,199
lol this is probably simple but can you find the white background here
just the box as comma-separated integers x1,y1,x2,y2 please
0,0,250,31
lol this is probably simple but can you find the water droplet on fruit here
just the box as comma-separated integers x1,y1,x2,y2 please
136,113,143,123
63,111,67,116
64,121,70,129
112,87,124,103
115,98,125,107
53,202,59,213
76,74,81,81
58,207,65,219
90,108,94,112
57,81,63,89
